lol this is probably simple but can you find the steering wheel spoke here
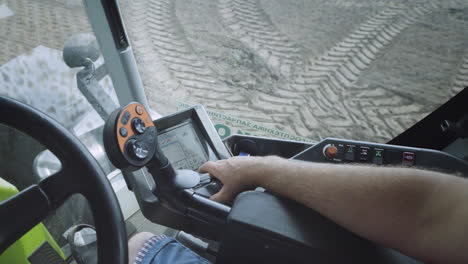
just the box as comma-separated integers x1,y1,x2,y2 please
0,185,52,252
39,168,77,209
0,167,76,253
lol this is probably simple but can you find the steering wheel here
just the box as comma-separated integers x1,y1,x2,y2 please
0,96,127,264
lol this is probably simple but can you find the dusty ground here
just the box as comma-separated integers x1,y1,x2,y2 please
118,0,468,142
1,0,467,143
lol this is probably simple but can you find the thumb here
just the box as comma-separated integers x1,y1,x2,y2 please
210,187,232,204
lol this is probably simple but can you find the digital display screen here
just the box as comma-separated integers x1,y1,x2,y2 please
158,121,218,170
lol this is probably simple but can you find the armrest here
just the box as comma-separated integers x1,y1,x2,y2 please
216,191,421,264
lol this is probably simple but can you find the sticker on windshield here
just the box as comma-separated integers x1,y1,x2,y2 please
177,102,313,142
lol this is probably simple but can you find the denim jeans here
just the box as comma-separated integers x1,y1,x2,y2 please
134,235,211,264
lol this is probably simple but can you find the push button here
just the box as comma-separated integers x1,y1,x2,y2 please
119,127,128,137
344,145,355,161
121,111,131,125
132,117,146,134
323,144,338,159
402,152,415,166
359,146,370,162
372,148,384,165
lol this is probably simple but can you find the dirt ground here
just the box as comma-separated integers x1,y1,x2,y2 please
1,0,467,143
118,0,468,142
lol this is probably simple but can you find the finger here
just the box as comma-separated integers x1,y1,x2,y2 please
210,188,232,204
198,161,218,174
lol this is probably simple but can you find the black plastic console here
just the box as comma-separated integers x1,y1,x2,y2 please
217,191,421,264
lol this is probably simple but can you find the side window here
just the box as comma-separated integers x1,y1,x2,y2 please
0,1,118,261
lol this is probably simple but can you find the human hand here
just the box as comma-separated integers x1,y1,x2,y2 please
199,156,272,204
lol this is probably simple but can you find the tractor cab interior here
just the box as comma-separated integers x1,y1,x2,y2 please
0,0,468,264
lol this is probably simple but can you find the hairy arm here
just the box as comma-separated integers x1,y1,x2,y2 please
199,156,468,264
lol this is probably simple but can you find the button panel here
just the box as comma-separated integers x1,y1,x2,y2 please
312,139,418,167
294,138,467,175
115,103,155,154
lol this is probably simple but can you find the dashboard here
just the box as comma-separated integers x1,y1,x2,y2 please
153,105,468,176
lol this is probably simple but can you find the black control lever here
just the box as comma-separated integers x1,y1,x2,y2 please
103,103,228,222
103,103,200,189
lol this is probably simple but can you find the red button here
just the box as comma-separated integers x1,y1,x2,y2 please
323,145,338,159
402,152,415,166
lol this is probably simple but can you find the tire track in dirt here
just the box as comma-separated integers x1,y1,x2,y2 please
293,3,438,93
146,0,230,94
217,1,415,138
226,3,439,139
218,0,304,77
125,0,282,123
128,0,441,141
286,3,439,139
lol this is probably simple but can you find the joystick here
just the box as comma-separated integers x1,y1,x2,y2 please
103,103,203,190
103,103,229,226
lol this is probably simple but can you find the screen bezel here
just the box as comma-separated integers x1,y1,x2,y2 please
153,105,231,164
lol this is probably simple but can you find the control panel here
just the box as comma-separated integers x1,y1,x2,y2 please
103,102,159,171
293,138,468,175
320,143,389,165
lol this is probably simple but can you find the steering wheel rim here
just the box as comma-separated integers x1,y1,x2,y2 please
0,96,127,264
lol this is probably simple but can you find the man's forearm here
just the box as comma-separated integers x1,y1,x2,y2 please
253,157,468,264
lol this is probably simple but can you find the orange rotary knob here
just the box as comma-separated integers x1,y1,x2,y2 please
323,144,338,159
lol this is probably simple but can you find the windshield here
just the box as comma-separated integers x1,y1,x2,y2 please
118,0,467,143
